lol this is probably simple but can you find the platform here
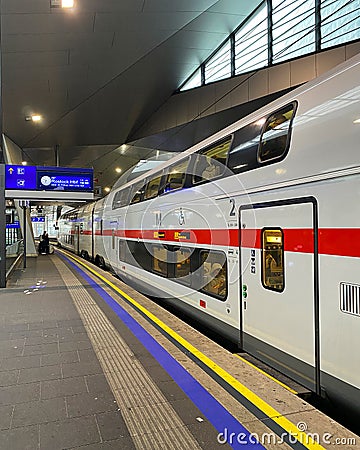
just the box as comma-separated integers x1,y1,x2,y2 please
0,251,358,450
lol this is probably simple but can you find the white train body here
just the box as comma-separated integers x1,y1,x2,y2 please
58,54,360,418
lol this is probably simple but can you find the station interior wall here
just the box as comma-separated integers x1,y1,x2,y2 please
132,41,360,142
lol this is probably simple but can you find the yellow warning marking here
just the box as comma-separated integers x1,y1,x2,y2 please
59,249,325,450
234,353,298,395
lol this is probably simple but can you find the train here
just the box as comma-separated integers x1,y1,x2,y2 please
58,53,360,419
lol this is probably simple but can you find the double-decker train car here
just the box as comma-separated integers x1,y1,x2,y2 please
58,53,360,419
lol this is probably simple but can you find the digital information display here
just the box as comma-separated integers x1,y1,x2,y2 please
5,165,37,190
37,170,92,192
6,165,93,192
6,221,20,229
5,165,94,200
31,217,45,222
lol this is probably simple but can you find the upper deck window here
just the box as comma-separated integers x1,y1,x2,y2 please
130,180,145,204
227,121,263,174
163,159,189,194
258,103,296,162
193,137,232,184
144,173,163,200
112,187,130,209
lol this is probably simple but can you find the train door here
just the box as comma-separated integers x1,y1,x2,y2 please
74,225,80,255
239,197,319,393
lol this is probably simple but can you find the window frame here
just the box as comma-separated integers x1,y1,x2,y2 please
227,120,263,174
173,246,192,285
192,136,233,186
143,172,164,201
152,244,169,277
258,102,297,164
129,180,146,204
261,227,285,293
162,158,190,195
199,249,228,301
112,187,131,209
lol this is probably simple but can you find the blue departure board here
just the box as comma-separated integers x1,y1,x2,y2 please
37,167,93,192
31,217,45,222
5,165,37,190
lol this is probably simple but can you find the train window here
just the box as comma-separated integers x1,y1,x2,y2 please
174,247,191,283
144,173,163,200
227,121,263,173
193,137,232,184
152,245,168,277
200,251,227,300
119,239,126,261
261,228,284,292
163,159,189,193
130,181,146,204
112,187,130,209
124,240,138,266
258,103,296,162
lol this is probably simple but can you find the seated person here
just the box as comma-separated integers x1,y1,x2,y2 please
202,157,220,180
205,263,226,296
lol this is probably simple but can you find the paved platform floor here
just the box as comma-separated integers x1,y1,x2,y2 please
1,256,130,449
1,253,359,450
1,254,231,450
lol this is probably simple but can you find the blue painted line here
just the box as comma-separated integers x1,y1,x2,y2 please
63,254,265,449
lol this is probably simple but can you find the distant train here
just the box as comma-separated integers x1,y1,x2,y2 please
58,53,360,419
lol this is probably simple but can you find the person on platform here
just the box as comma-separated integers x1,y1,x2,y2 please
39,231,50,254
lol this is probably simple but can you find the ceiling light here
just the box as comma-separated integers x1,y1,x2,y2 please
62,0,74,8
25,114,42,122
104,187,110,193
21,161,28,166
353,118,360,124
115,167,122,173
50,0,74,8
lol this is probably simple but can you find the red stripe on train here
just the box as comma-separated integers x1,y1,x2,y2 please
86,228,360,257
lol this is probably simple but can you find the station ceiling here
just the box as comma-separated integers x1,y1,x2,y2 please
1,0,263,189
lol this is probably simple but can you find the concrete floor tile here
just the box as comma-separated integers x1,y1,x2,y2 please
0,382,40,405
18,365,61,384
0,425,39,450
66,392,118,418
0,369,19,387
96,410,131,442
85,374,112,394
0,355,41,371
59,340,93,353
41,376,88,399
62,361,102,378
70,439,136,450
40,416,100,449
0,405,14,430
12,397,67,428
41,351,79,367
23,342,59,356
